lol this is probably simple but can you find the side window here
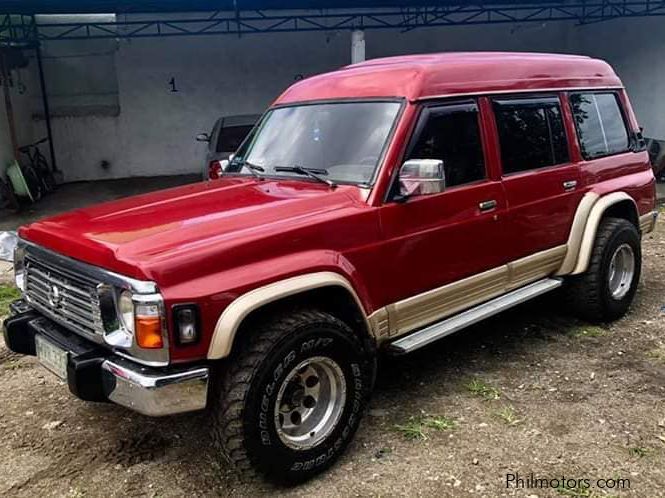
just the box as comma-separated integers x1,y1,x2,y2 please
217,125,255,153
493,96,569,174
406,101,486,188
570,92,630,159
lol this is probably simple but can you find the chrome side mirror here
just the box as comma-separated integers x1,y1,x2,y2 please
196,133,210,143
398,159,446,199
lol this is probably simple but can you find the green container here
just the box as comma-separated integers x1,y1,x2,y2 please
6,160,33,201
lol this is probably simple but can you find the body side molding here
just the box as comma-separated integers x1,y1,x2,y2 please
207,272,370,360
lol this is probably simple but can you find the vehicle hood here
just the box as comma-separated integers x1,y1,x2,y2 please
20,177,364,282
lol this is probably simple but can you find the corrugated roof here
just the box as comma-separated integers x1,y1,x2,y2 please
0,0,558,14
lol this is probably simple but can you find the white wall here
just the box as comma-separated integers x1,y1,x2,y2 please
1,13,662,181
0,61,40,177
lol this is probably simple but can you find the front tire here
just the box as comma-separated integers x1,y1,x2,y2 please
211,310,374,482
566,217,641,322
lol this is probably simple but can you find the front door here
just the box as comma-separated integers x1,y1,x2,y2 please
379,99,510,336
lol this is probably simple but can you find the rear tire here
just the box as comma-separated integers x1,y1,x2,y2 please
211,310,374,483
566,217,641,322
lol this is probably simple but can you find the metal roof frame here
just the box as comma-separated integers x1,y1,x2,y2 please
0,1,664,43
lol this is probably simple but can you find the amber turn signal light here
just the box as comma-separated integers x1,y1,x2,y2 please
135,315,163,349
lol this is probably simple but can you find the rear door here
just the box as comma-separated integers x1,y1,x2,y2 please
491,94,583,259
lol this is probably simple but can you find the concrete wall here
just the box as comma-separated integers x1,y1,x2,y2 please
0,13,662,181
571,17,665,140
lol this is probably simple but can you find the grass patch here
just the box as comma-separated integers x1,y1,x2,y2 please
393,415,457,441
0,284,20,316
628,446,650,458
465,378,501,400
568,325,607,339
555,484,593,497
646,346,665,364
495,405,524,426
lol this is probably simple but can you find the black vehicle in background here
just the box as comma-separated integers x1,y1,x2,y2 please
196,114,259,180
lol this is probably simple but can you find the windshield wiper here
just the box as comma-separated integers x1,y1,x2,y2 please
239,160,265,179
274,166,337,188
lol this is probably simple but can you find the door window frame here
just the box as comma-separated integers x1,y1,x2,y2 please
490,93,575,178
567,90,633,161
385,97,493,202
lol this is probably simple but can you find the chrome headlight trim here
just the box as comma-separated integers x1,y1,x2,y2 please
98,285,169,366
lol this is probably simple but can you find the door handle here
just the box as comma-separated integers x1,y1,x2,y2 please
479,200,497,212
563,180,577,191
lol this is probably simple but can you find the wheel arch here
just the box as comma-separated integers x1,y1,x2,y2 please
207,272,374,360
560,191,639,276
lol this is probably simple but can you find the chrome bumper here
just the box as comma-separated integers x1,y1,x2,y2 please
102,358,210,417
3,305,210,418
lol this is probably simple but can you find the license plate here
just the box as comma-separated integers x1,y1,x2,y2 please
35,335,68,379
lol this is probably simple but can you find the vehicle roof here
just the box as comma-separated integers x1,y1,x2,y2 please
274,52,622,105
219,114,261,127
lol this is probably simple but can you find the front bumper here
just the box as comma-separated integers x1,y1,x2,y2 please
3,301,209,417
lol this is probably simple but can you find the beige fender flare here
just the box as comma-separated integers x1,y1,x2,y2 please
557,191,637,276
207,271,370,360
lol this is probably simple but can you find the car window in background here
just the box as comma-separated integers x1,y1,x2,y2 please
216,125,255,153
570,92,630,159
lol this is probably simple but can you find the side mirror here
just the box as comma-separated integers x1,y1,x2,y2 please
396,159,446,201
196,133,210,143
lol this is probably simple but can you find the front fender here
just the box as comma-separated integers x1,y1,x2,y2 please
206,271,369,360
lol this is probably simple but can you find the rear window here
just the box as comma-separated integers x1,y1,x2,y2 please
216,125,254,153
569,92,630,159
493,96,569,175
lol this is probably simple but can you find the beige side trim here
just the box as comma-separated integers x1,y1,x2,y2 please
556,192,599,276
207,272,369,360
639,211,658,234
507,245,567,291
571,192,637,275
388,266,509,337
375,245,567,341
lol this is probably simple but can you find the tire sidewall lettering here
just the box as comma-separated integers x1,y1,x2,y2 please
248,328,368,476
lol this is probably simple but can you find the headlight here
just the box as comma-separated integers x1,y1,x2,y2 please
103,289,165,351
118,290,135,333
14,244,25,292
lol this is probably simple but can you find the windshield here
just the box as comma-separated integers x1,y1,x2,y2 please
226,101,402,185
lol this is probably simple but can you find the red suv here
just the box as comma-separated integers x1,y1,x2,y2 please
3,52,658,482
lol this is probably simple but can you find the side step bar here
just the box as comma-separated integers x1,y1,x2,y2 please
388,278,563,355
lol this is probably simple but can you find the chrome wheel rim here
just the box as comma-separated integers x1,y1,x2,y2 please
274,356,346,450
608,243,635,300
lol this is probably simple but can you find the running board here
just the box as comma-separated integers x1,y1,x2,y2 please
387,278,563,355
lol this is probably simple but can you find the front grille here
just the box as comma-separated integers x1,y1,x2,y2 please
25,255,104,340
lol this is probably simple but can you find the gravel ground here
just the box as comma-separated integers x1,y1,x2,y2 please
1,217,664,498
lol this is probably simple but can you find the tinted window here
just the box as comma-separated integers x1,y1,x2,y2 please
570,92,629,159
216,125,254,153
407,102,486,188
494,97,569,174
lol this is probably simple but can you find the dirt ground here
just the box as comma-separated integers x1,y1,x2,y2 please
1,211,664,497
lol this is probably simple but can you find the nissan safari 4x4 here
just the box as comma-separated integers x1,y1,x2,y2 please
3,53,658,482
